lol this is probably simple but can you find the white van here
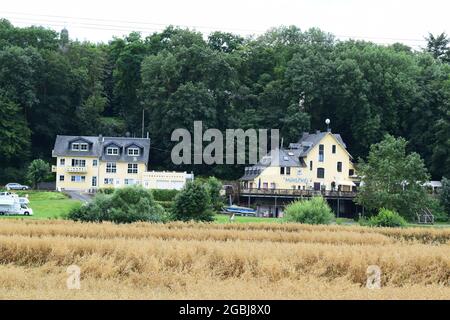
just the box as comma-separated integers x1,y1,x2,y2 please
0,194,33,216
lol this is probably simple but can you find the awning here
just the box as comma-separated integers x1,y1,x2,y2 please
337,180,356,187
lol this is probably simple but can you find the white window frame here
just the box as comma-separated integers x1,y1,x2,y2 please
80,143,88,151
93,159,98,167
106,162,117,173
127,163,138,174
106,147,119,155
71,175,86,183
104,178,114,185
127,148,140,156
60,158,65,166
71,143,80,151
59,175,64,181
71,159,86,167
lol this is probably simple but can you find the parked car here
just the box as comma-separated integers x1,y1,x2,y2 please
5,183,30,190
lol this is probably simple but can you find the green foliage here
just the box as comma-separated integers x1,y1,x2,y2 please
26,159,50,189
283,197,334,225
440,177,450,216
68,186,168,223
356,134,430,220
0,20,449,185
367,208,407,228
204,177,224,212
151,189,179,201
97,187,115,195
172,181,214,222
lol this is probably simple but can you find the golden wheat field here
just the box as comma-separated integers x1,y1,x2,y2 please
0,219,449,299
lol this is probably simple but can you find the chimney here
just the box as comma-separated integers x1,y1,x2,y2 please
98,134,103,143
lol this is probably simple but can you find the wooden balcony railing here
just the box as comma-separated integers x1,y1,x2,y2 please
240,188,357,198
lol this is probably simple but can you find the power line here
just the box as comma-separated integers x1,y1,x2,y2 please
1,11,427,47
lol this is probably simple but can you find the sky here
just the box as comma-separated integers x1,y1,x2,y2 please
1,0,449,49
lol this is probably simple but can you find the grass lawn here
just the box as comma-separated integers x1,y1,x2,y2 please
214,213,279,223
1,191,81,219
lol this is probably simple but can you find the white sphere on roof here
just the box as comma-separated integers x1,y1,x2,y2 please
325,118,330,125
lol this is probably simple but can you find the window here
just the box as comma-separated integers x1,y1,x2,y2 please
59,175,64,181
128,163,138,174
280,167,285,175
319,144,324,162
106,162,117,173
80,143,88,151
104,178,114,185
71,159,86,167
317,168,325,179
127,148,140,156
332,145,336,154
71,143,80,151
270,183,276,189
60,158,65,166
125,179,136,185
92,176,97,187
286,167,291,175
263,182,268,189
349,169,355,176
337,162,342,172
106,147,119,155
71,175,86,182
93,160,98,167
310,161,313,171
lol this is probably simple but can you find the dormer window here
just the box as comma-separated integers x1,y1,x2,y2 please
71,142,88,151
127,148,140,156
106,147,119,155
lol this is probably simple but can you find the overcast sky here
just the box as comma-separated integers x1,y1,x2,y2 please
1,0,449,49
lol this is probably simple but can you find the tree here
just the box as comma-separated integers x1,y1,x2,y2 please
204,177,224,212
440,177,450,216
172,181,214,221
26,159,50,189
425,32,450,62
356,134,430,220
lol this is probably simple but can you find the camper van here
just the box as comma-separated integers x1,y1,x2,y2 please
0,193,33,216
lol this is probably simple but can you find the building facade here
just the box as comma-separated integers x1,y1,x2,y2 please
239,130,360,218
241,130,357,192
52,135,192,192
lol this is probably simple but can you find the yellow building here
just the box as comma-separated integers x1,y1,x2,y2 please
52,135,193,192
241,130,357,192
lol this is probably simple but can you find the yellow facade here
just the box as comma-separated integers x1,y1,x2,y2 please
54,156,148,191
243,133,356,191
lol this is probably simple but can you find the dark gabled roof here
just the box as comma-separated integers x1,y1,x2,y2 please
52,135,151,164
68,137,93,144
240,130,351,180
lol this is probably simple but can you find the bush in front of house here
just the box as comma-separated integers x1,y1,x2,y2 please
283,196,334,225
151,189,179,202
68,186,168,223
172,181,214,222
368,208,407,228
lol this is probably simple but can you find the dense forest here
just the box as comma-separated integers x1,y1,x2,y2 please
0,19,449,182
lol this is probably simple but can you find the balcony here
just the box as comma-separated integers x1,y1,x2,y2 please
65,166,88,173
240,188,357,199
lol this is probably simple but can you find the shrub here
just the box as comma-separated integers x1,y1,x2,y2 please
368,208,407,228
172,181,214,222
204,177,224,212
151,189,179,202
68,186,168,223
283,197,334,225
97,187,115,195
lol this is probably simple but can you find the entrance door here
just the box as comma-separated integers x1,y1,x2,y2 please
313,182,321,191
